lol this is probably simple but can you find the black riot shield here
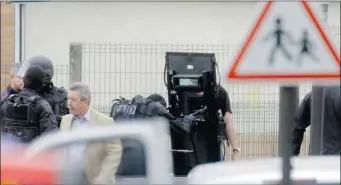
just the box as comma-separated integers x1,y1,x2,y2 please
164,52,220,175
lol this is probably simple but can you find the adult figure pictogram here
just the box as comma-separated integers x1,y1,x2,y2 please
263,18,295,65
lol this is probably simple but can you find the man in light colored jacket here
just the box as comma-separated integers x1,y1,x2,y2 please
60,82,122,184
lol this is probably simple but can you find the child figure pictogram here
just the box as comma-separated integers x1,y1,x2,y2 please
296,29,319,66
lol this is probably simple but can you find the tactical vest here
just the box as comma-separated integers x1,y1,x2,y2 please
110,97,153,176
3,94,41,143
110,98,152,121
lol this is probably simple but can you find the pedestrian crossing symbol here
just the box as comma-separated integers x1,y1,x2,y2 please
227,1,340,84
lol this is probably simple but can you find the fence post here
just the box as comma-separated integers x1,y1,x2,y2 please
69,43,83,84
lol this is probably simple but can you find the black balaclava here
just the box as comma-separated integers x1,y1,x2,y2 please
23,65,46,93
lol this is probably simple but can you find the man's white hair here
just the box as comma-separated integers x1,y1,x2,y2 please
69,82,91,103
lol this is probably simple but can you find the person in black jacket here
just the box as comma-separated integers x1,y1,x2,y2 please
17,56,69,126
0,65,58,143
214,86,240,158
147,93,197,176
322,86,340,155
111,94,196,134
292,86,340,155
292,91,312,155
111,94,196,177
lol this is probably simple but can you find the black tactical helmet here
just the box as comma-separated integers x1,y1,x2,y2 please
147,94,167,108
27,56,54,81
23,65,46,91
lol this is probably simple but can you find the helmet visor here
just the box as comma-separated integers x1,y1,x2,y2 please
15,60,32,78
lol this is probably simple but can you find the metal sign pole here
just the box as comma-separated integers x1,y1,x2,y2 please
279,86,299,185
309,4,328,156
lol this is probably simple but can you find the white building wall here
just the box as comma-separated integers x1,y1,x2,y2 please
328,2,340,25
328,2,340,44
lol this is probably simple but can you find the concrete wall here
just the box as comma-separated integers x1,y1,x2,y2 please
0,2,15,90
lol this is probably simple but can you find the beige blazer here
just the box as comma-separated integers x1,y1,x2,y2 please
60,109,122,185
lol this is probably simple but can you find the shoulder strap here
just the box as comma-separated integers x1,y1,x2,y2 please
8,94,18,100
27,95,42,104
8,94,20,104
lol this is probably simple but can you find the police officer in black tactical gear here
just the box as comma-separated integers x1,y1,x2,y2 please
111,94,195,134
110,94,196,177
0,65,58,143
147,93,198,176
111,95,147,177
292,86,340,156
19,56,69,126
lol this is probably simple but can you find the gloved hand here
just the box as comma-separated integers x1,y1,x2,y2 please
182,115,197,133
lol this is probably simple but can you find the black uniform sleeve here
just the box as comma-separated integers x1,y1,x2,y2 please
54,87,69,127
57,87,69,116
0,100,7,129
56,95,69,126
150,103,191,134
37,100,58,134
292,92,312,156
218,87,232,115
61,97,69,115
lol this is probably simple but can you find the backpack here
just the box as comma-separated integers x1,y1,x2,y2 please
3,94,42,142
110,97,153,121
110,97,154,176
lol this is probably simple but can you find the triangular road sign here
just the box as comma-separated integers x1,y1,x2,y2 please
227,1,340,84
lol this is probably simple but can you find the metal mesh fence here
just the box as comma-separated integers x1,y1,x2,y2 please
79,43,314,159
